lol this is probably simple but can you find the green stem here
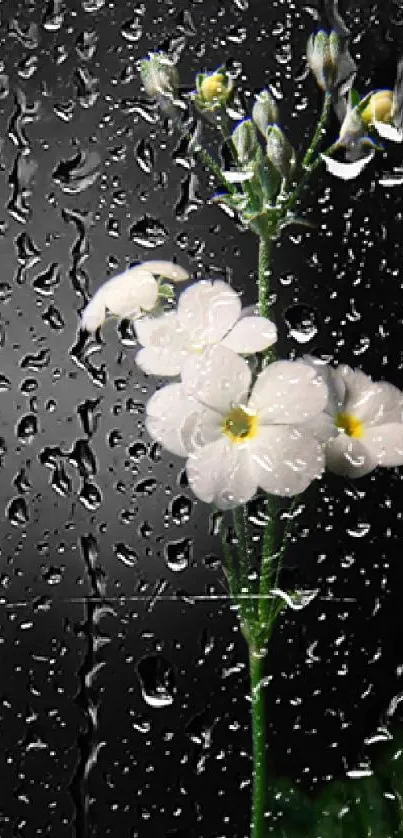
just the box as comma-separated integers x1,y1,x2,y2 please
171,113,237,194
258,498,278,627
258,235,273,320
233,507,257,628
257,235,278,368
250,648,268,838
302,91,332,169
195,144,236,193
284,139,340,219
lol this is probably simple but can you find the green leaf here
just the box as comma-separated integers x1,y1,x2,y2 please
349,88,362,109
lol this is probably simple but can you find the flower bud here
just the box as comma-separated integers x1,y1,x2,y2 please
139,52,179,111
231,119,259,165
252,89,279,137
360,89,394,126
306,30,341,91
193,67,233,113
265,125,296,180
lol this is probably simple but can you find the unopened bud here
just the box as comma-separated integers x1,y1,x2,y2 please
266,125,296,180
193,67,234,113
231,119,259,165
252,89,279,136
307,30,341,92
139,52,179,111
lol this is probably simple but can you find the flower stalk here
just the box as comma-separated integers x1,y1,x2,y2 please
249,648,268,838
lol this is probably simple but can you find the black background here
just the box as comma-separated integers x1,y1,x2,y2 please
1,0,403,836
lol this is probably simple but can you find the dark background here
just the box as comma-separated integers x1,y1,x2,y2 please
1,0,403,835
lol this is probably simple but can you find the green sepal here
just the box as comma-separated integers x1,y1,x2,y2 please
158,282,175,300
254,145,281,204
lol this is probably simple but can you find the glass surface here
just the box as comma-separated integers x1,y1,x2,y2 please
1,0,403,836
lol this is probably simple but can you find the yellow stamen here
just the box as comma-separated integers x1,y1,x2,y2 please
336,411,363,438
222,406,258,444
361,90,394,126
200,73,226,103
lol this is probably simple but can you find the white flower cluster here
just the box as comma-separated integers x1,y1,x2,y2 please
81,264,403,509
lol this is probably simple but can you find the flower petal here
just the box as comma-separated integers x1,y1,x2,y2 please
139,260,189,282
186,438,258,509
83,268,159,331
302,356,346,417
248,425,325,496
136,347,186,377
342,368,403,424
177,280,241,345
181,345,252,415
135,311,189,376
220,316,277,354
135,311,185,346
321,151,375,179
325,434,377,478
145,383,199,456
221,169,255,182
81,296,107,332
373,120,403,142
249,360,328,424
363,422,403,467
303,413,339,444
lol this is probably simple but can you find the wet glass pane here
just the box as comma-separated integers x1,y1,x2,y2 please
1,0,403,836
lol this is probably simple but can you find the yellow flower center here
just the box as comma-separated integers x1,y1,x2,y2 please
336,411,363,438
200,73,226,103
222,406,258,444
361,90,394,126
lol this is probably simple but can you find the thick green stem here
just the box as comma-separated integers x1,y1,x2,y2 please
250,648,268,838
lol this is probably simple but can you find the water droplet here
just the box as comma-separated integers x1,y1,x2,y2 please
82,0,105,10
16,413,38,444
75,30,98,60
121,16,143,42
114,542,138,568
7,496,29,527
284,303,319,344
164,538,192,572
129,215,168,249
137,654,176,708
53,149,101,193
32,263,61,295
42,0,65,31
170,494,192,525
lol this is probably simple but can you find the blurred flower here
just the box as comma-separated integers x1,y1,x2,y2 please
266,125,296,180
327,81,403,179
134,279,277,376
192,67,233,113
139,52,179,112
303,358,403,478
307,30,341,92
339,88,402,145
145,347,327,508
360,89,394,126
252,89,279,137
81,261,188,333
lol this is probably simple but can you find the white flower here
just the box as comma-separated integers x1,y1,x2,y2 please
134,280,277,376
145,346,328,509
303,358,403,478
81,261,189,333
